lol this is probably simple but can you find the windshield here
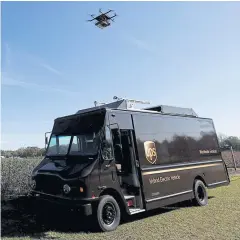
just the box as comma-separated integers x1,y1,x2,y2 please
46,132,100,156
47,111,106,156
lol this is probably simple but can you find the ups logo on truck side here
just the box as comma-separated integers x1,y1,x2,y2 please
144,141,158,164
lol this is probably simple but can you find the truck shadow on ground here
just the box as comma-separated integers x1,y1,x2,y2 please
1,196,215,238
123,196,215,224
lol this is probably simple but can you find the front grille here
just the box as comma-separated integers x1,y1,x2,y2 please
35,174,63,195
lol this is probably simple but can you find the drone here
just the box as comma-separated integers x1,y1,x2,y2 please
87,9,117,29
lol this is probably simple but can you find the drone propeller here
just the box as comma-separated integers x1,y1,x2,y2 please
86,13,96,22
105,9,114,15
110,13,117,19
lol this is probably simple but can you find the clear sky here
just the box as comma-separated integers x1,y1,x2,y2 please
1,1,240,150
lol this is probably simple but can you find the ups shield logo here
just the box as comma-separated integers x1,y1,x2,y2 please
144,141,158,164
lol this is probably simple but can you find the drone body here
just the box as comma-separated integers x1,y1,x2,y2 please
87,9,117,29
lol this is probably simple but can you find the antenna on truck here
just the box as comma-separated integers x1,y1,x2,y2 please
113,96,150,109
94,101,106,107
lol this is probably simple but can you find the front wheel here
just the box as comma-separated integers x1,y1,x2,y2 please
193,179,208,206
96,195,121,232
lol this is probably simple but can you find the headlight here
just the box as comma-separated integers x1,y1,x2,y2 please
63,184,71,194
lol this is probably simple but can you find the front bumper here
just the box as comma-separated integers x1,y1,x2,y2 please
31,191,98,216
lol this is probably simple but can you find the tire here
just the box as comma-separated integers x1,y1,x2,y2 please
96,195,121,232
193,179,208,206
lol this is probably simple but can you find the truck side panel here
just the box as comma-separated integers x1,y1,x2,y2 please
131,112,229,209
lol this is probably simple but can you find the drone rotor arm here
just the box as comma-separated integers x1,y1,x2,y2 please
105,9,113,15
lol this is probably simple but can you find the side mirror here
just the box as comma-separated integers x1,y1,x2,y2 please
44,131,51,147
45,136,48,145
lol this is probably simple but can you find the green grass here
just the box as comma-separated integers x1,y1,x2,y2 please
2,176,240,240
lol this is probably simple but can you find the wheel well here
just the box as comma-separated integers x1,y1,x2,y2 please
99,188,127,214
194,175,207,188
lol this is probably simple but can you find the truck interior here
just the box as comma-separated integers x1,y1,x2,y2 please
111,128,144,211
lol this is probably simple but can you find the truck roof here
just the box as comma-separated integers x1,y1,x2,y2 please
55,99,211,121
75,99,199,117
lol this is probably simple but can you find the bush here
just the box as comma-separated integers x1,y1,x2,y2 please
1,158,42,201
1,152,239,201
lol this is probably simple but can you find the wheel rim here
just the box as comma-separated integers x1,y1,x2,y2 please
197,185,205,201
102,202,116,225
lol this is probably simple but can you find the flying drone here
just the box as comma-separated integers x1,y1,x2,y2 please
87,9,117,29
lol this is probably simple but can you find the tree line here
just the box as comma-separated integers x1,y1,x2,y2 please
1,147,46,158
1,134,240,159
218,134,240,151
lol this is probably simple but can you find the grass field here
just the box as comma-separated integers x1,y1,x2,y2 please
1,176,240,240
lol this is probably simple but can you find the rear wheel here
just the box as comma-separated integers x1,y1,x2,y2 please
96,195,121,232
193,179,208,206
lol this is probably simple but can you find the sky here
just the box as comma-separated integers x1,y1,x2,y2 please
1,1,240,150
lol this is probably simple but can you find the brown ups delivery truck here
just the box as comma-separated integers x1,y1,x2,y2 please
31,98,230,232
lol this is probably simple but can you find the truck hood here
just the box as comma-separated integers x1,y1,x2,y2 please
32,155,98,179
